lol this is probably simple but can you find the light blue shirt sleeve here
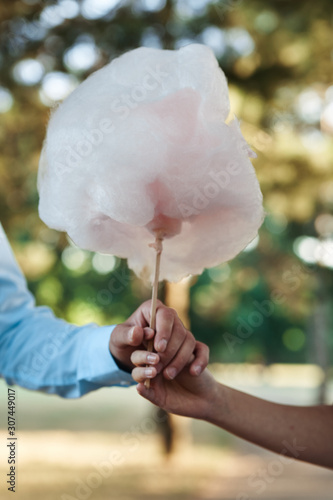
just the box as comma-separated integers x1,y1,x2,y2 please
0,224,134,398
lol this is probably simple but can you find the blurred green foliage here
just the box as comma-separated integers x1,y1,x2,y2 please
1,0,333,365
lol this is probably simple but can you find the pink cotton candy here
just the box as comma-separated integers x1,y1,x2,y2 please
38,44,264,282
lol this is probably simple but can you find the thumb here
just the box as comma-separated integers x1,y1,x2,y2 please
111,324,144,350
136,382,156,404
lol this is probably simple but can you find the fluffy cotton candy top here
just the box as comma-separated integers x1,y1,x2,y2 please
38,44,264,282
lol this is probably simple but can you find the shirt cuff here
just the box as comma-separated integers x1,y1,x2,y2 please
78,324,135,388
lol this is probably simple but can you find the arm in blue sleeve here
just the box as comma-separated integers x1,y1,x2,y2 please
0,224,134,398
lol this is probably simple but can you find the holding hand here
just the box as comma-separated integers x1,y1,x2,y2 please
132,342,333,470
109,300,209,380
131,345,217,421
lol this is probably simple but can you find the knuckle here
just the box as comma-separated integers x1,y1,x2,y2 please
186,329,195,345
163,307,175,320
203,343,210,356
198,342,210,361
131,354,140,366
156,308,175,327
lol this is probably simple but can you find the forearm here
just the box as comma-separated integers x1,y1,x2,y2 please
207,383,333,469
0,310,134,397
0,224,133,397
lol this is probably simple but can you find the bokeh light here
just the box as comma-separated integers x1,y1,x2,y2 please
81,0,122,20
134,0,166,13
300,128,326,151
40,4,65,28
61,246,90,272
64,41,100,72
226,28,255,57
293,236,318,264
57,0,80,19
283,328,306,351
208,264,231,283
175,0,209,19
315,213,333,237
265,213,288,234
0,87,14,113
200,26,226,58
254,10,279,34
141,28,163,49
12,58,44,85
315,239,333,269
174,37,197,49
36,276,63,306
39,72,78,105
92,253,118,274
296,89,322,124
294,236,333,269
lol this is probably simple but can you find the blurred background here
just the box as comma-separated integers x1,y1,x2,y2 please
1,0,333,499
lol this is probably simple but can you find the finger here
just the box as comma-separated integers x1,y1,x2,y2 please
157,315,189,368
132,366,157,383
189,341,210,376
143,327,155,340
163,330,196,380
136,383,157,404
154,306,176,353
133,300,173,351
111,324,145,348
135,299,164,327
131,351,160,366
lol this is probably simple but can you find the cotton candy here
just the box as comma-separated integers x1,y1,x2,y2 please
38,44,264,282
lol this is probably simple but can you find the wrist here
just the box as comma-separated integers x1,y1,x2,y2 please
193,372,221,422
111,354,132,374
108,326,133,374
205,382,230,425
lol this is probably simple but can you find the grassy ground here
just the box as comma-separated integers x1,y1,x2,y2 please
1,430,333,500
1,367,332,500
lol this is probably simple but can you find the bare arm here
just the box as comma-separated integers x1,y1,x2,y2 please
132,354,333,469
209,382,333,468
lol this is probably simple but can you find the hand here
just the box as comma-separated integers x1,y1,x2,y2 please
132,353,218,420
109,300,209,379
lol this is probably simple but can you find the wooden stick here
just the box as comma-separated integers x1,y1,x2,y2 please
145,233,163,388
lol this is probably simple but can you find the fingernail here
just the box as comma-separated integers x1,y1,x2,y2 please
147,354,158,364
157,339,167,352
166,367,176,380
193,365,202,376
145,368,154,378
129,326,135,342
